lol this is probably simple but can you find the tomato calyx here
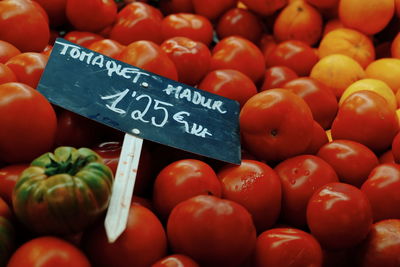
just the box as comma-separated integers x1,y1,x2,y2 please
44,154,97,176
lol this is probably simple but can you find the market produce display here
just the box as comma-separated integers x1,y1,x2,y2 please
1,0,400,266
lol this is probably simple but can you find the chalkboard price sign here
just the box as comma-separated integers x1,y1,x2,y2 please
37,38,241,164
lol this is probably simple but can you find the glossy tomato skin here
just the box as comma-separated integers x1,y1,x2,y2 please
274,155,339,227
217,160,281,232
305,121,329,154
0,164,29,206
0,0,50,52
0,63,17,84
210,36,266,83
255,228,323,267
110,2,164,45
167,195,257,267
87,39,125,59
0,40,20,64
91,141,122,175
260,66,298,92
153,159,221,220
5,52,48,89
391,131,400,163
240,89,314,163
361,163,400,221
7,236,90,267
198,69,258,107
83,203,167,267
64,31,104,48
192,0,237,20
35,0,67,27
152,254,200,267
161,36,211,86
240,0,287,15
307,182,373,250
0,82,57,163
317,140,379,187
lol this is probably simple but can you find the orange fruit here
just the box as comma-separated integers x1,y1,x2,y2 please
310,54,365,99
318,28,375,68
396,0,400,17
391,32,400,59
339,0,395,35
365,58,400,93
323,18,344,36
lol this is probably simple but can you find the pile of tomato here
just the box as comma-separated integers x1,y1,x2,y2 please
1,0,400,266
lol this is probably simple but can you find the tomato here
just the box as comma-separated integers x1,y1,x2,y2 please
161,13,214,46
240,89,314,163
357,219,400,267
218,160,281,232
7,236,90,267
66,0,117,32
283,77,338,129
317,139,379,187
118,40,178,80
35,0,67,28
198,69,258,107
0,197,12,221
379,149,395,164
0,40,20,64
266,40,319,76
210,36,265,83
391,131,400,163
0,82,57,163
153,159,221,220
92,141,122,175
192,0,237,20
331,91,399,153
216,8,264,43
305,120,329,154
160,36,211,86
167,195,256,267
307,182,373,250
0,216,14,266
152,254,199,267
361,163,400,221
5,52,48,89
260,66,298,92
83,203,167,267
110,2,164,45
64,31,104,48
240,0,287,16
274,155,339,228
159,0,194,15
0,0,50,52
87,39,125,59
0,63,16,85
0,164,29,206
255,228,323,267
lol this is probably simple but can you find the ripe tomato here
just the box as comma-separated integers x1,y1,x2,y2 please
7,236,90,267
240,89,314,163
305,120,329,154
255,228,323,267
64,31,104,48
260,66,298,92
83,203,167,267
192,0,237,20
35,0,67,28
274,155,339,227
153,159,221,220
92,141,122,175
152,254,199,267
240,0,287,16
317,139,379,187
307,182,373,250
0,0,49,52
0,197,12,221
379,149,395,164
159,0,194,15
0,82,57,163
218,160,281,232
392,131,400,163
0,63,16,84
0,164,29,206
361,163,400,221
160,36,211,86
87,39,125,59
0,40,20,64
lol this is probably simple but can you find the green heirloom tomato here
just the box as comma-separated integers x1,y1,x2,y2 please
0,216,15,266
12,147,113,235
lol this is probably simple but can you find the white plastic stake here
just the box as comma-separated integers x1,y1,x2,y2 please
104,133,143,243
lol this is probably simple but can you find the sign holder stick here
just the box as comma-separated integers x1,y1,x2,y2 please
104,133,143,243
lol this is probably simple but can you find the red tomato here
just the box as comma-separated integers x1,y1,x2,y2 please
266,40,319,76
152,254,199,267
259,34,278,63
217,8,264,43
167,195,256,267
5,52,48,89
357,219,400,267
7,236,90,267
110,2,164,45
35,0,67,28
218,160,281,232
210,36,266,83
192,0,237,20
118,40,178,80
307,182,373,250
240,89,314,163
160,36,211,86
255,228,323,267
379,149,395,164
64,31,104,48
153,159,221,220
275,155,339,227
0,197,12,221
391,131,400,163
283,77,338,129
0,40,20,64
0,63,16,84
0,82,57,163
305,120,329,154
361,163,400,221
331,91,399,153
198,69,258,107
87,39,125,59
66,0,117,32
0,0,50,52
0,164,29,206
260,66,298,92
159,0,194,15
92,141,122,175
83,203,167,267
161,13,213,46
240,0,287,15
